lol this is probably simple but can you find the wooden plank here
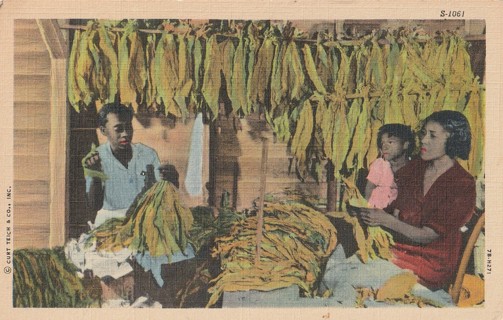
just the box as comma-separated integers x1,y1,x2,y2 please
14,42,51,55
14,29,48,54
13,204,50,222
13,155,50,181
237,176,301,185
14,102,51,130
14,220,51,228
224,160,294,178
12,225,50,250
14,19,40,31
14,129,50,156
465,35,486,41
239,144,289,155
37,20,68,59
238,181,322,190
14,238,49,250
14,180,49,193
14,27,44,40
49,59,69,247
14,51,51,76
14,74,51,103
14,180,50,206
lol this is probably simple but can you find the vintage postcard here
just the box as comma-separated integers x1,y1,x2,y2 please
0,1,502,319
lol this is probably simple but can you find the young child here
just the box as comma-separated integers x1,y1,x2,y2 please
365,124,415,210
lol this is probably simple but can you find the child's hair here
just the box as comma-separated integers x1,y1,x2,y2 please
98,102,134,127
377,124,415,156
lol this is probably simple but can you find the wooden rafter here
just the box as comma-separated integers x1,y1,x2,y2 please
37,20,68,59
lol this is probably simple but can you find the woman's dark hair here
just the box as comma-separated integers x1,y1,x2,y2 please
98,103,134,127
377,124,415,156
422,110,472,160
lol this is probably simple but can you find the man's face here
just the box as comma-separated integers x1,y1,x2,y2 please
101,113,133,153
380,133,409,161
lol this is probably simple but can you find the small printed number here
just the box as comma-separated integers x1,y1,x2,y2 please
440,10,465,18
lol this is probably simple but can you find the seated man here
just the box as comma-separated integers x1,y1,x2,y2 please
83,102,161,227
78,103,197,306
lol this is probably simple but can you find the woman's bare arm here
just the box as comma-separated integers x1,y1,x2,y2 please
360,208,439,244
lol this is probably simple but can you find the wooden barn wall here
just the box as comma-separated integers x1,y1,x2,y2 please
215,116,327,211
13,19,52,249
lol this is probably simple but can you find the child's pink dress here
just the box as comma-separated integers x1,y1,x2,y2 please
367,158,397,209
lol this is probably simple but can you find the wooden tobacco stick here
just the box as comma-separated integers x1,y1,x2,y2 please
255,137,269,265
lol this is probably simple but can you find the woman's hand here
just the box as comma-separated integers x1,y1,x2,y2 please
361,208,440,244
360,208,394,227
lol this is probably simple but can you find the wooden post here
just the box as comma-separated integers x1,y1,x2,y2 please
255,138,269,265
232,161,239,210
326,161,336,212
335,20,345,38
337,179,343,211
37,20,69,247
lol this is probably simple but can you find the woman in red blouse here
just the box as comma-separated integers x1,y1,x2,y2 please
361,110,476,289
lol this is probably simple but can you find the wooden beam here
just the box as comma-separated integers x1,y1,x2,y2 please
326,161,336,212
49,58,69,247
36,19,70,247
36,19,68,59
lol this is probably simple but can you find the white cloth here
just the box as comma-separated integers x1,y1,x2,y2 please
64,232,133,280
92,208,128,229
185,113,204,196
67,208,132,281
101,297,162,308
86,142,161,211
321,245,455,307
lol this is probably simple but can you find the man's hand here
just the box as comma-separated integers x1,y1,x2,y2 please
84,152,102,171
82,144,107,180
159,164,179,188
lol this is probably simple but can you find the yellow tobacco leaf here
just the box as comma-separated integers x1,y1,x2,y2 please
302,43,326,95
68,30,82,112
202,35,221,118
291,100,314,175
376,272,418,301
251,34,275,106
230,34,248,114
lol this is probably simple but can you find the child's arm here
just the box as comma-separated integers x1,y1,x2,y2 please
365,158,383,201
364,180,376,201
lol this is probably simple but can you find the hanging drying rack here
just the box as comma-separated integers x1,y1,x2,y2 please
59,23,485,44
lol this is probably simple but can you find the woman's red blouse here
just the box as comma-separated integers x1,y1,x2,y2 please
390,158,476,289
